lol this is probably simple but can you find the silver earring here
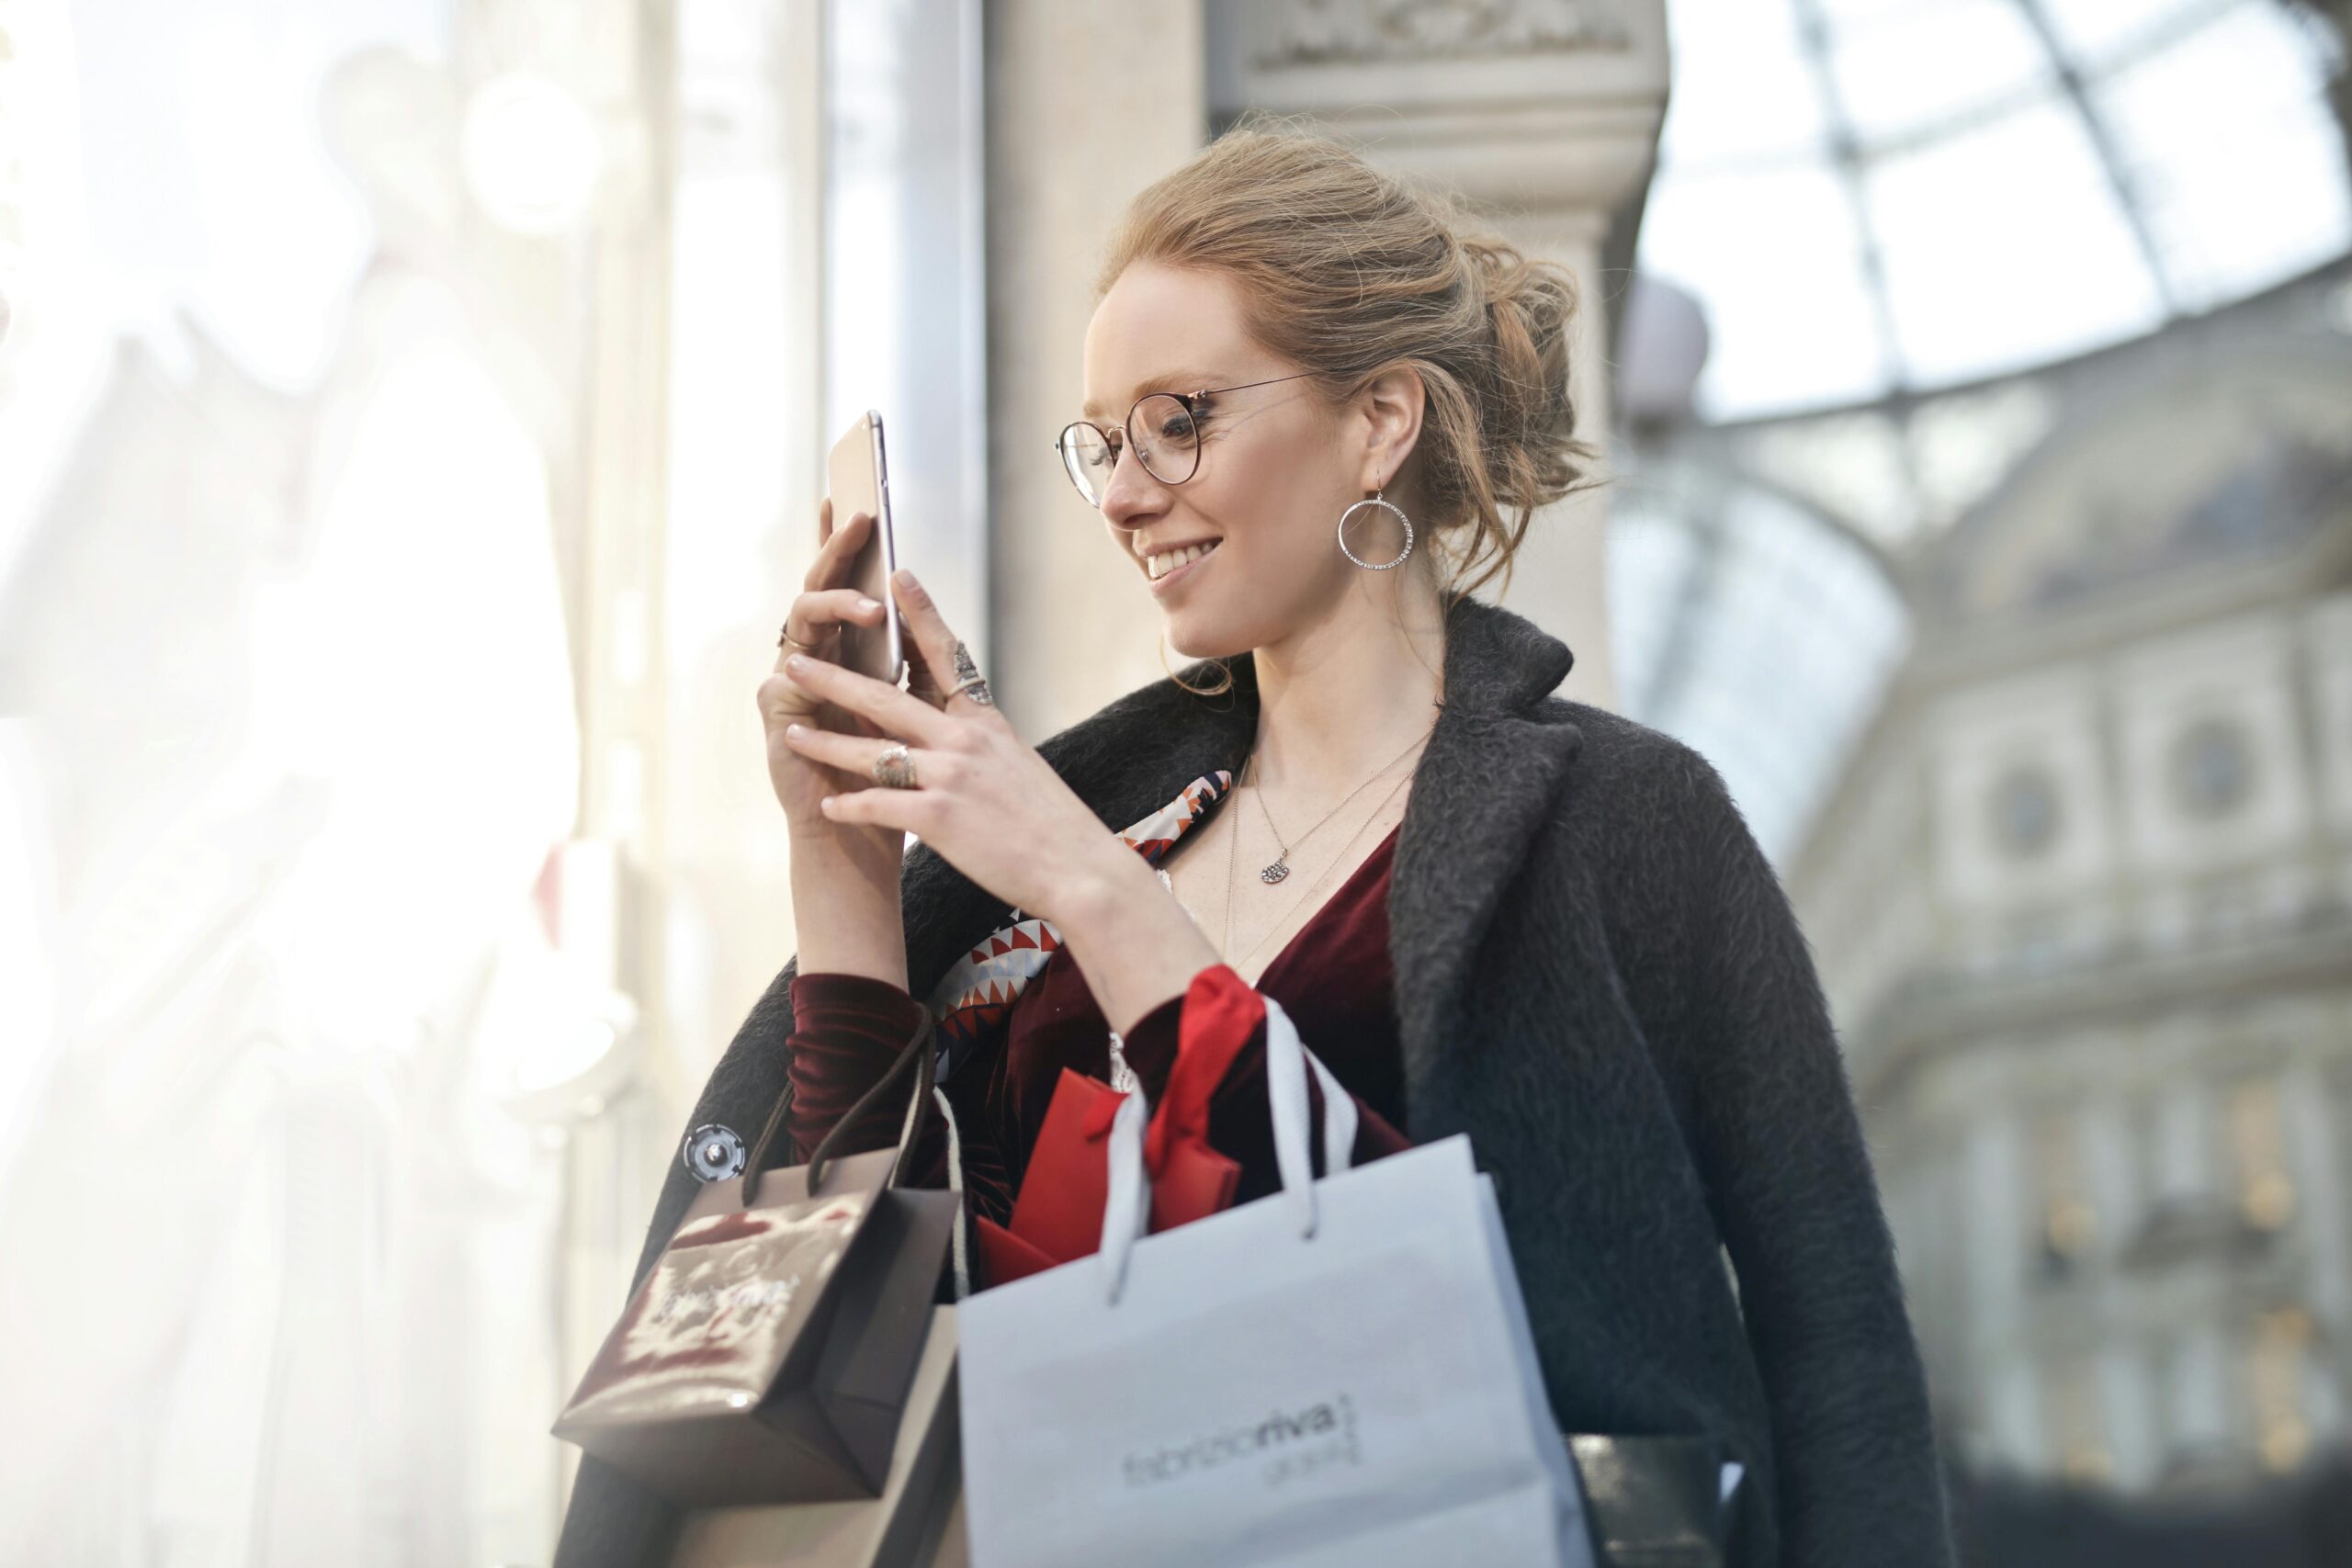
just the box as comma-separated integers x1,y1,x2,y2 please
1337,490,1414,570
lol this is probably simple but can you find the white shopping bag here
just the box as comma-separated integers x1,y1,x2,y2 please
956,992,1592,1568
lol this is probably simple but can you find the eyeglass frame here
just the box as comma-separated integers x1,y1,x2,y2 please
1054,371,1319,514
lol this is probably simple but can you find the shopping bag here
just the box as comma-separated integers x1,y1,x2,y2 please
956,967,1592,1568
974,1066,1242,1285
669,1306,966,1568
554,1010,960,1506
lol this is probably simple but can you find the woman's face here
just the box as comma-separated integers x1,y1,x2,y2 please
1078,261,1412,660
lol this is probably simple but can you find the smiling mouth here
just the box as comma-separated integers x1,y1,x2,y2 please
1146,540,1222,581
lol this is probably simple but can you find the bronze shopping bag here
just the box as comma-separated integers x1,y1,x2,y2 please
669,1305,964,1568
554,1011,958,1506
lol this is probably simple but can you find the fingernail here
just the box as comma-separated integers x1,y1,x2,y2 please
820,795,835,812
784,722,804,737
858,596,880,612
786,653,808,671
893,568,916,586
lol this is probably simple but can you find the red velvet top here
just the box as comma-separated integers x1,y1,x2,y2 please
782,816,1412,1235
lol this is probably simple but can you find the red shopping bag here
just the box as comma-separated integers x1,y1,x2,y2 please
975,982,1275,1285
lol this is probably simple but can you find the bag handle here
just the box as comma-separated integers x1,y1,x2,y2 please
740,1006,939,1208
1096,989,1353,1303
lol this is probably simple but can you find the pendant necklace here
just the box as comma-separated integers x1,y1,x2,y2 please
1242,729,1429,885
1224,761,1419,974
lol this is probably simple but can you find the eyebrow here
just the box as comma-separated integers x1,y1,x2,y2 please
1080,369,1224,422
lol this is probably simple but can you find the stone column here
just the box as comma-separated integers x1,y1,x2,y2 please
984,1,1208,741
1205,0,1670,711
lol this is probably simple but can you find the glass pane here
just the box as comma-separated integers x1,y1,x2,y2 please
2095,3,2352,309
1815,0,1940,24
1611,474,1910,861
824,0,989,654
1827,0,2052,148
1637,159,1891,418
2038,0,2223,69
1866,98,2167,384
1658,0,1826,167
1604,503,1704,715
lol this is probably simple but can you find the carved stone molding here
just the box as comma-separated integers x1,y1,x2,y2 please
1250,0,1635,68
1206,0,1669,211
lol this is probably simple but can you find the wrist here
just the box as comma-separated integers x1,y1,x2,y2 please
788,836,909,988
1046,837,1158,931
1047,840,1221,1037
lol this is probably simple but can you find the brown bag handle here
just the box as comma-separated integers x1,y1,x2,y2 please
740,1007,938,1208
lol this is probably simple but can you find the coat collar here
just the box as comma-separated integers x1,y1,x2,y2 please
901,594,1583,1101
1383,596,1584,1092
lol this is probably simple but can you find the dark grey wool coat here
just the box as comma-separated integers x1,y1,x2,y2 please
556,593,1957,1568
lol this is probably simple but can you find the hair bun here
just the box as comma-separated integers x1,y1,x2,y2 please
1459,233,1582,520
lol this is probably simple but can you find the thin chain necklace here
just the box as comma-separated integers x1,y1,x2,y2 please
1223,760,1416,975
1243,729,1428,885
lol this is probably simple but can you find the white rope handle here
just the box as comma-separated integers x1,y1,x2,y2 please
933,1086,971,1303
1098,992,1354,1304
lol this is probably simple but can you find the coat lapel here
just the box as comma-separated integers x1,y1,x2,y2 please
1385,599,1582,1097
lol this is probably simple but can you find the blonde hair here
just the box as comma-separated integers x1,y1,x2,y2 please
1105,118,1595,697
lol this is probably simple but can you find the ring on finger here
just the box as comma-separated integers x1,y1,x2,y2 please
872,741,918,789
950,641,994,707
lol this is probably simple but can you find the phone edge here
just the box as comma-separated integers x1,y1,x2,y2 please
867,411,904,683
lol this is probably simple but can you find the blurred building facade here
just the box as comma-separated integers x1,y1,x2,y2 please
1790,287,2352,1495
1614,0,2352,1539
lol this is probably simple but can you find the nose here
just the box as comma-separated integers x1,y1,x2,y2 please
1098,441,1167,533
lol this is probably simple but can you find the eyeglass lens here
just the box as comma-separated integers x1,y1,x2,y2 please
1059,391,1200,508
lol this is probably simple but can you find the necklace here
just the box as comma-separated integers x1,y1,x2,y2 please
1244,730,1428,885
1223,761,1417,976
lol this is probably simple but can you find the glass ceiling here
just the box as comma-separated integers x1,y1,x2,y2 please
1637,0,2352,422
1609,462,1912,863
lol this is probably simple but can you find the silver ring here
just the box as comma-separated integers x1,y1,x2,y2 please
950,641,995,706
873,742,918,789
1338,494,1414,570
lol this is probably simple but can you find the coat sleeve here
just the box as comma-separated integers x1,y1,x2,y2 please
1668,754,1958,1568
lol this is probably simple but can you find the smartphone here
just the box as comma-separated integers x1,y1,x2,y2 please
825,410,903,684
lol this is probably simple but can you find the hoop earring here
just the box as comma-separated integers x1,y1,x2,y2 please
1337,491,1414,571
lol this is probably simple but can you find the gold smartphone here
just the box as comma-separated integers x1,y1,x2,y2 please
824,410,903,684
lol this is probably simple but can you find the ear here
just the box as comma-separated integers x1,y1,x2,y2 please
1354,365,1426,493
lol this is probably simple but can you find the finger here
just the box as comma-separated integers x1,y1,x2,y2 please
820,785,933,833
759,671,823,728
781,724,949,782
778,588,887,669
819,494,833,547
890,569,992,716
783,650,953,747
804,508,873,592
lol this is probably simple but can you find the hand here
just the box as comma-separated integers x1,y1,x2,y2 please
781,564,1225,1027
761,499,916,987
790,570,1232,1034
758,498,897,840
775,567,1136,923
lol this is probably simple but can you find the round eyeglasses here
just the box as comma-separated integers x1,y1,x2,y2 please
1055,373,1317,512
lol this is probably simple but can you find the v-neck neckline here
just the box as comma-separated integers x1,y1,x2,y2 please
1216,813,1403,991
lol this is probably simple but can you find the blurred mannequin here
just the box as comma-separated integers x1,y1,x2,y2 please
0,46,580,1567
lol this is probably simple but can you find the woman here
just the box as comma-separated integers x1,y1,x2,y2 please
558,129,1955,1568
